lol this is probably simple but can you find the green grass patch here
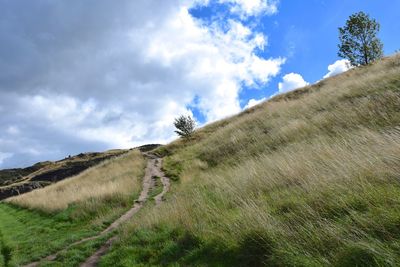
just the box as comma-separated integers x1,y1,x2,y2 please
38,233,112,267
148,176,164,200
0,203,96,265
100,226,238,267
0,192,137,266
162,158,183,181
0,232,12,267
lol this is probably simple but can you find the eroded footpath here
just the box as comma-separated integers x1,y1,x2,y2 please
24,153,170,267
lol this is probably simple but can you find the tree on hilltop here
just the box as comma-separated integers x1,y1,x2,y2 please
338,11,383,66
174,115,195,138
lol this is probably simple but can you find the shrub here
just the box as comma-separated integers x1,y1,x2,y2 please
174,115,196,138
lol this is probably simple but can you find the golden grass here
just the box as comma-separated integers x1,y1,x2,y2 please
142,128,400,226
110,54,400,265
8,150,146,212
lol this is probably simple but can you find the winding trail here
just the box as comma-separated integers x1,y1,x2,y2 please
24,153,170,267
80,154,170,267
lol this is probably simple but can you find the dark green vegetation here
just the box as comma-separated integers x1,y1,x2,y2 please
0,162,46,186
338,11,383,66
0,232,12,267
174,115,196,138
39,234,112,267
0,150,128,200
102,55,400,266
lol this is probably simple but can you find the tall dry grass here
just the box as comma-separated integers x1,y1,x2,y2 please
111,55,400,265
9,150,145,212
137,128,400,229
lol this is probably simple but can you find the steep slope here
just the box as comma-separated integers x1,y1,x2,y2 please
101,55,400,266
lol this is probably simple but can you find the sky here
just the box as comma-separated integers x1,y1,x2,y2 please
0,0,399,168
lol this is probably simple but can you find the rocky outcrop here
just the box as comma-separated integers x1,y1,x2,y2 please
0,181,50,200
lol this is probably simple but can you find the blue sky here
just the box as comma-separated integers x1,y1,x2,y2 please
190,0,400,118
0,0,399,168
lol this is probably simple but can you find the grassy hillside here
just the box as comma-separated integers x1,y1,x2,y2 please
0,149,128,200
9,150,145,212
101,55,400,266
0,150,146,266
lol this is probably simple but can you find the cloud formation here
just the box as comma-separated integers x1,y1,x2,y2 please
244,98,266,109
220,0,279,17
278,73,309,93
323,59,351,79
0,0,283,168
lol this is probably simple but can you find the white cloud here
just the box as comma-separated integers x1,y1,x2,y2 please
0,0,284,168
244,97,266,109
220,0,278,17
248,55,285,85
323,59,351,79
278,73,309,93
143,11,284,121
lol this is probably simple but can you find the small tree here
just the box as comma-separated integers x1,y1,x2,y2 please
338,11,383,66
174,115,195,138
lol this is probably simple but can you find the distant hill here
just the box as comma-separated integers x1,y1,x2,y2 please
0,144,161,201
0,150,128,200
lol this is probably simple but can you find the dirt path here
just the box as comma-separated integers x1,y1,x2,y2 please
153,158,171,205
80,154,170,267
24,153,170,267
